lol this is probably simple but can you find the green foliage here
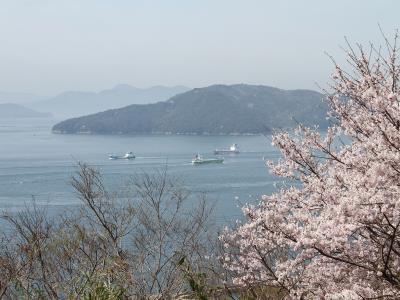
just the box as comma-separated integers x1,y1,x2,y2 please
177,256,211,300
82,281,126,300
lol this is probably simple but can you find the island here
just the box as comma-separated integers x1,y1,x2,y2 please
52,84,329,135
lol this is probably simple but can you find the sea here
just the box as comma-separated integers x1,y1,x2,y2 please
0,117,282,227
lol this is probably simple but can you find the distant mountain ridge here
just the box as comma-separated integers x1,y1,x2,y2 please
27,85,190,118
53,84,329,135
0,92,44,104
0,103,52,118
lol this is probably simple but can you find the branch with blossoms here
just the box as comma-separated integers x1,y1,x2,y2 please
220,31,400,299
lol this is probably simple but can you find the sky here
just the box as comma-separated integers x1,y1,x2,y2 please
0,0,399,97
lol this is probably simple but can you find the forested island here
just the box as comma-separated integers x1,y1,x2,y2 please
52,84,329,135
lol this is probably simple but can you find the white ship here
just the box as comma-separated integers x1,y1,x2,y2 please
192,154,224,165
109,151,135,160
214,144,239,155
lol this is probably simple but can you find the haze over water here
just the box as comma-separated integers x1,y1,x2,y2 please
0,118,280,224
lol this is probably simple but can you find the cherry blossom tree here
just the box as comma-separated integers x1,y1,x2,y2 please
221,32,400,299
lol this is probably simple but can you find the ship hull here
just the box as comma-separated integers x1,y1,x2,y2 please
192,158,224,165
109,155,135,160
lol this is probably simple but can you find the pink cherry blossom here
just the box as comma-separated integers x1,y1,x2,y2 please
220,33,400,299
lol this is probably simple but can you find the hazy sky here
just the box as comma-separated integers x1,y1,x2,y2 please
0,0,399,96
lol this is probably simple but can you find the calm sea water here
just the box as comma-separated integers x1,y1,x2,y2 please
0,118,281,225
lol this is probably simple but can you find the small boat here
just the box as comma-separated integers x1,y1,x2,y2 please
109,151,135,160
214,144,239,155
192,154,224,165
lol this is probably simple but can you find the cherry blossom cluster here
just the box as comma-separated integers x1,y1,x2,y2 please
221,34,400,299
